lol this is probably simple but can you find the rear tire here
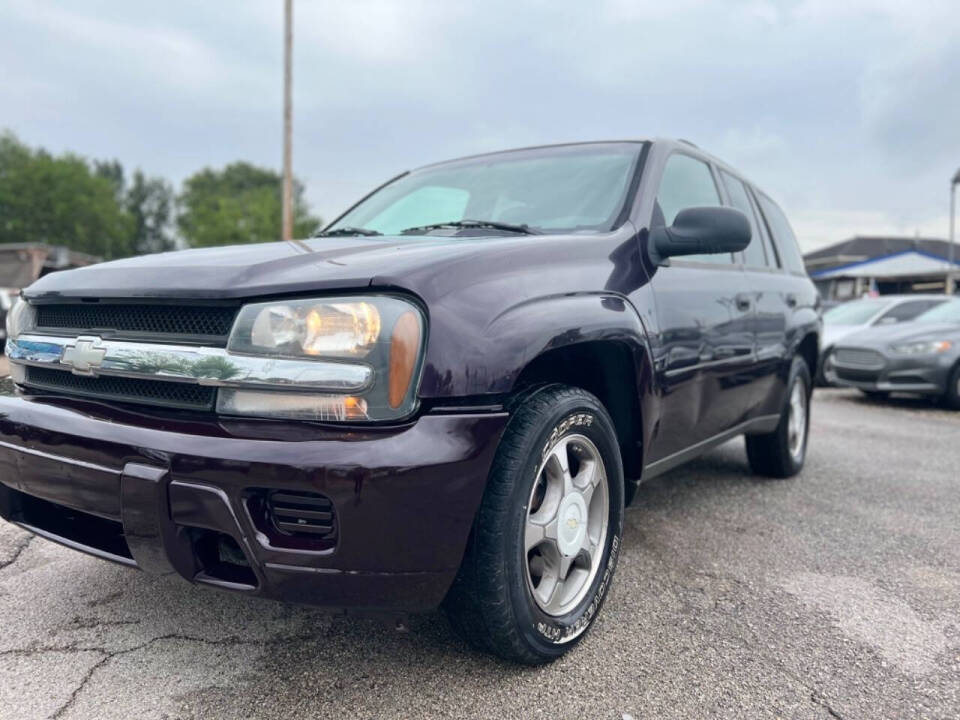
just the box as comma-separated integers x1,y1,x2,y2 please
444,385,624,665
746,355,811,478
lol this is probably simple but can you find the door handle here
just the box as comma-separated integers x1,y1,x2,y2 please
735,294,753,311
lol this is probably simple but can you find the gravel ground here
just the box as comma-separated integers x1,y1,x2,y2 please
1,388,959,719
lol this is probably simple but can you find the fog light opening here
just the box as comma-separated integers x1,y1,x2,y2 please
191,529,258,588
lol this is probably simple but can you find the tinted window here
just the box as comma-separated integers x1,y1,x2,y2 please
656,154,731,265
877,300,946,324
364,186,470,234
914,299,960,323
756,194,805,274
720,171,766,268
329,146,640,235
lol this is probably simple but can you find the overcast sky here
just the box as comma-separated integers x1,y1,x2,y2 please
2,0,958,250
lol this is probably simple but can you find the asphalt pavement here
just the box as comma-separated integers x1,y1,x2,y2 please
1,388,959,719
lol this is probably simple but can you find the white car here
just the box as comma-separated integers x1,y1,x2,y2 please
0,289,15,344
819,294,949,384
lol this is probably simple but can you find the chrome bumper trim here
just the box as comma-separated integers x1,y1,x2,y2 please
6,334,373,393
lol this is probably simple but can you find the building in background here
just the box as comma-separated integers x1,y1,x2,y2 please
0,243,100,343
804,236,960,303
0,243,100,293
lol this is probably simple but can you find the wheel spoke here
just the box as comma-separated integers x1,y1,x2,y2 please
534,570,560,609
579,531,599,568
547,438,574,496
576,458,600,508
543,571,568,613
525,515,558,551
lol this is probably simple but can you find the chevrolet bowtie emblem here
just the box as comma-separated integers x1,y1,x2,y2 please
61,336,107,375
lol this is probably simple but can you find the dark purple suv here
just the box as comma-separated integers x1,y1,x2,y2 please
1,140,819,663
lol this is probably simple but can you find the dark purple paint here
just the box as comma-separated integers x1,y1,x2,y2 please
3,139,820,610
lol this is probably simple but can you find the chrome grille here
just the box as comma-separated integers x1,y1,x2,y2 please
833,348,885,369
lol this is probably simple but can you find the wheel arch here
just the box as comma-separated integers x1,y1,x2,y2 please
510,331,654,506
796,330,819,380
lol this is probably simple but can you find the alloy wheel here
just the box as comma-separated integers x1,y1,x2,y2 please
524,434,609,617
787,378,808,462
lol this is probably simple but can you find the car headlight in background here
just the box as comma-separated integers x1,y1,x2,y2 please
222,295,425,422
5,296,35,339
889,340,952,355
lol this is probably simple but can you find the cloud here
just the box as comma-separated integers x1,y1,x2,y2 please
4,2,247,94
0,0,957,247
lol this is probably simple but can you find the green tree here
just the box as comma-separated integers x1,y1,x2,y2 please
0,132,131,258
177,161,321,247
94,159,125,202
126,170,175,255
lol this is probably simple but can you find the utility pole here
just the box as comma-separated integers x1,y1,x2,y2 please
282,0,293,241
950,169,960,295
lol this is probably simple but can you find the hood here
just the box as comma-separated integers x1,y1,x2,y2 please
836,322,960,350
23,235,518,301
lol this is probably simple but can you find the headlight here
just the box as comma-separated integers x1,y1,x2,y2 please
222,295,425,422
5,297,34,339
890,340,952,355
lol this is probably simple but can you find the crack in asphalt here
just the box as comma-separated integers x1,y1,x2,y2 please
50,651,111,720
33,631,326,719
69,616,142,630
0,534,34,572
692,584,850,719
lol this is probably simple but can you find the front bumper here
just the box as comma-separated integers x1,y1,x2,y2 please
832,351,952,395
0,394,507,612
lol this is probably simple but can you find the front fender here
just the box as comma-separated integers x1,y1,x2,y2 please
787,305,822,358
419,292,653,399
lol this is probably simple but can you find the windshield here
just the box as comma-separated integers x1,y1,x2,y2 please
914,298,960,323
823,299,890,326
326,145,642,236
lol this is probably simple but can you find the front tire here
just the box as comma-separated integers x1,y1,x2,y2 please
444,385,624,665
942,363,960,410
816,349,837,387
746,355,811,478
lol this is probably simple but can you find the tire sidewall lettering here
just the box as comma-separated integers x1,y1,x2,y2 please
524,409,623,646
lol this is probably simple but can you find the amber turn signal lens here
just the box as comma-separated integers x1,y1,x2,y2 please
388,311,420,409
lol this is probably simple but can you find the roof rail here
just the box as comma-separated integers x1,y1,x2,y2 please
678,138,699,148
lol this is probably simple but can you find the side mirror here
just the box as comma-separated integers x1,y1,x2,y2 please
648,206,751,266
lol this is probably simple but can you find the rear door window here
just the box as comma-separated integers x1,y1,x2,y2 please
755,193,806,275
748,190,780,267
655,154,732,265
719,171,766,268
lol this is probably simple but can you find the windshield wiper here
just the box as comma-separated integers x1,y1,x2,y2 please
399,219,539,235
316,226,383,237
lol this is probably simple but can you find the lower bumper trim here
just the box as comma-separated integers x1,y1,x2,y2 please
835,378,941,394
14,521,137,567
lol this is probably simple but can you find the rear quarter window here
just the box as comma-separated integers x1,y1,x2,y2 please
755,193,806,275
